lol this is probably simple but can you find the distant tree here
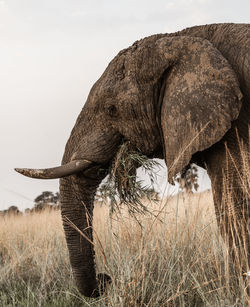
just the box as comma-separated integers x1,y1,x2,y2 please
143,188,160,201
34,191,59,204
8,205,19,212
24,208,31,214
34,191,60,211
175,164,199,193
0,206,21,216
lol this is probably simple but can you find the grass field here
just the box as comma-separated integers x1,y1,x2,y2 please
0,190,249,306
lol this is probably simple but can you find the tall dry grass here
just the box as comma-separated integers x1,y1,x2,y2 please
0,189,249,306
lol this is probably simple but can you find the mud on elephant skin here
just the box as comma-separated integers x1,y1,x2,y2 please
15,23,249,297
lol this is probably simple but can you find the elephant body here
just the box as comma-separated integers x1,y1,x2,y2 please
16,23,249,297
176,24,249,270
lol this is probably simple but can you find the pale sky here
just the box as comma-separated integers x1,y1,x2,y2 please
1,0,249,210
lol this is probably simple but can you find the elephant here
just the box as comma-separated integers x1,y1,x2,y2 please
15,23,249,297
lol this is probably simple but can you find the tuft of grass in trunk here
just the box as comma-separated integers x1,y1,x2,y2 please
97,141,161,217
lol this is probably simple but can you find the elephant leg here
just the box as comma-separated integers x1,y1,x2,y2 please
205,139,249,272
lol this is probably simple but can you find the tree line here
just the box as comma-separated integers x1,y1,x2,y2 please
0,191,60,216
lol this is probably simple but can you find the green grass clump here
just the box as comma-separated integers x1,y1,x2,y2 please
97,141,161,217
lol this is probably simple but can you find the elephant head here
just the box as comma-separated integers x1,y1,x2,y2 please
15,34,243,297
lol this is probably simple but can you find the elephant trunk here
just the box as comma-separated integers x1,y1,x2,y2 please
60,172,103,297
60,125,121,297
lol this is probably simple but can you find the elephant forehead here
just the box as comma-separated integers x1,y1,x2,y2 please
87,76,141,111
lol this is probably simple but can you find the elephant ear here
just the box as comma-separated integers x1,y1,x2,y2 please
157,36,243,181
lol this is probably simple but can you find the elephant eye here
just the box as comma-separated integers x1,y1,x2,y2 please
107,105,118,117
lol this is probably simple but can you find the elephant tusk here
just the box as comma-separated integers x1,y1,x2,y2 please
14,159,92,179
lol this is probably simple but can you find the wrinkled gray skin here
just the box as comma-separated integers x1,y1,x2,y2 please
16,23,249,297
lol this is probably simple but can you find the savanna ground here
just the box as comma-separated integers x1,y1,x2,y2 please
0,189,249,306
